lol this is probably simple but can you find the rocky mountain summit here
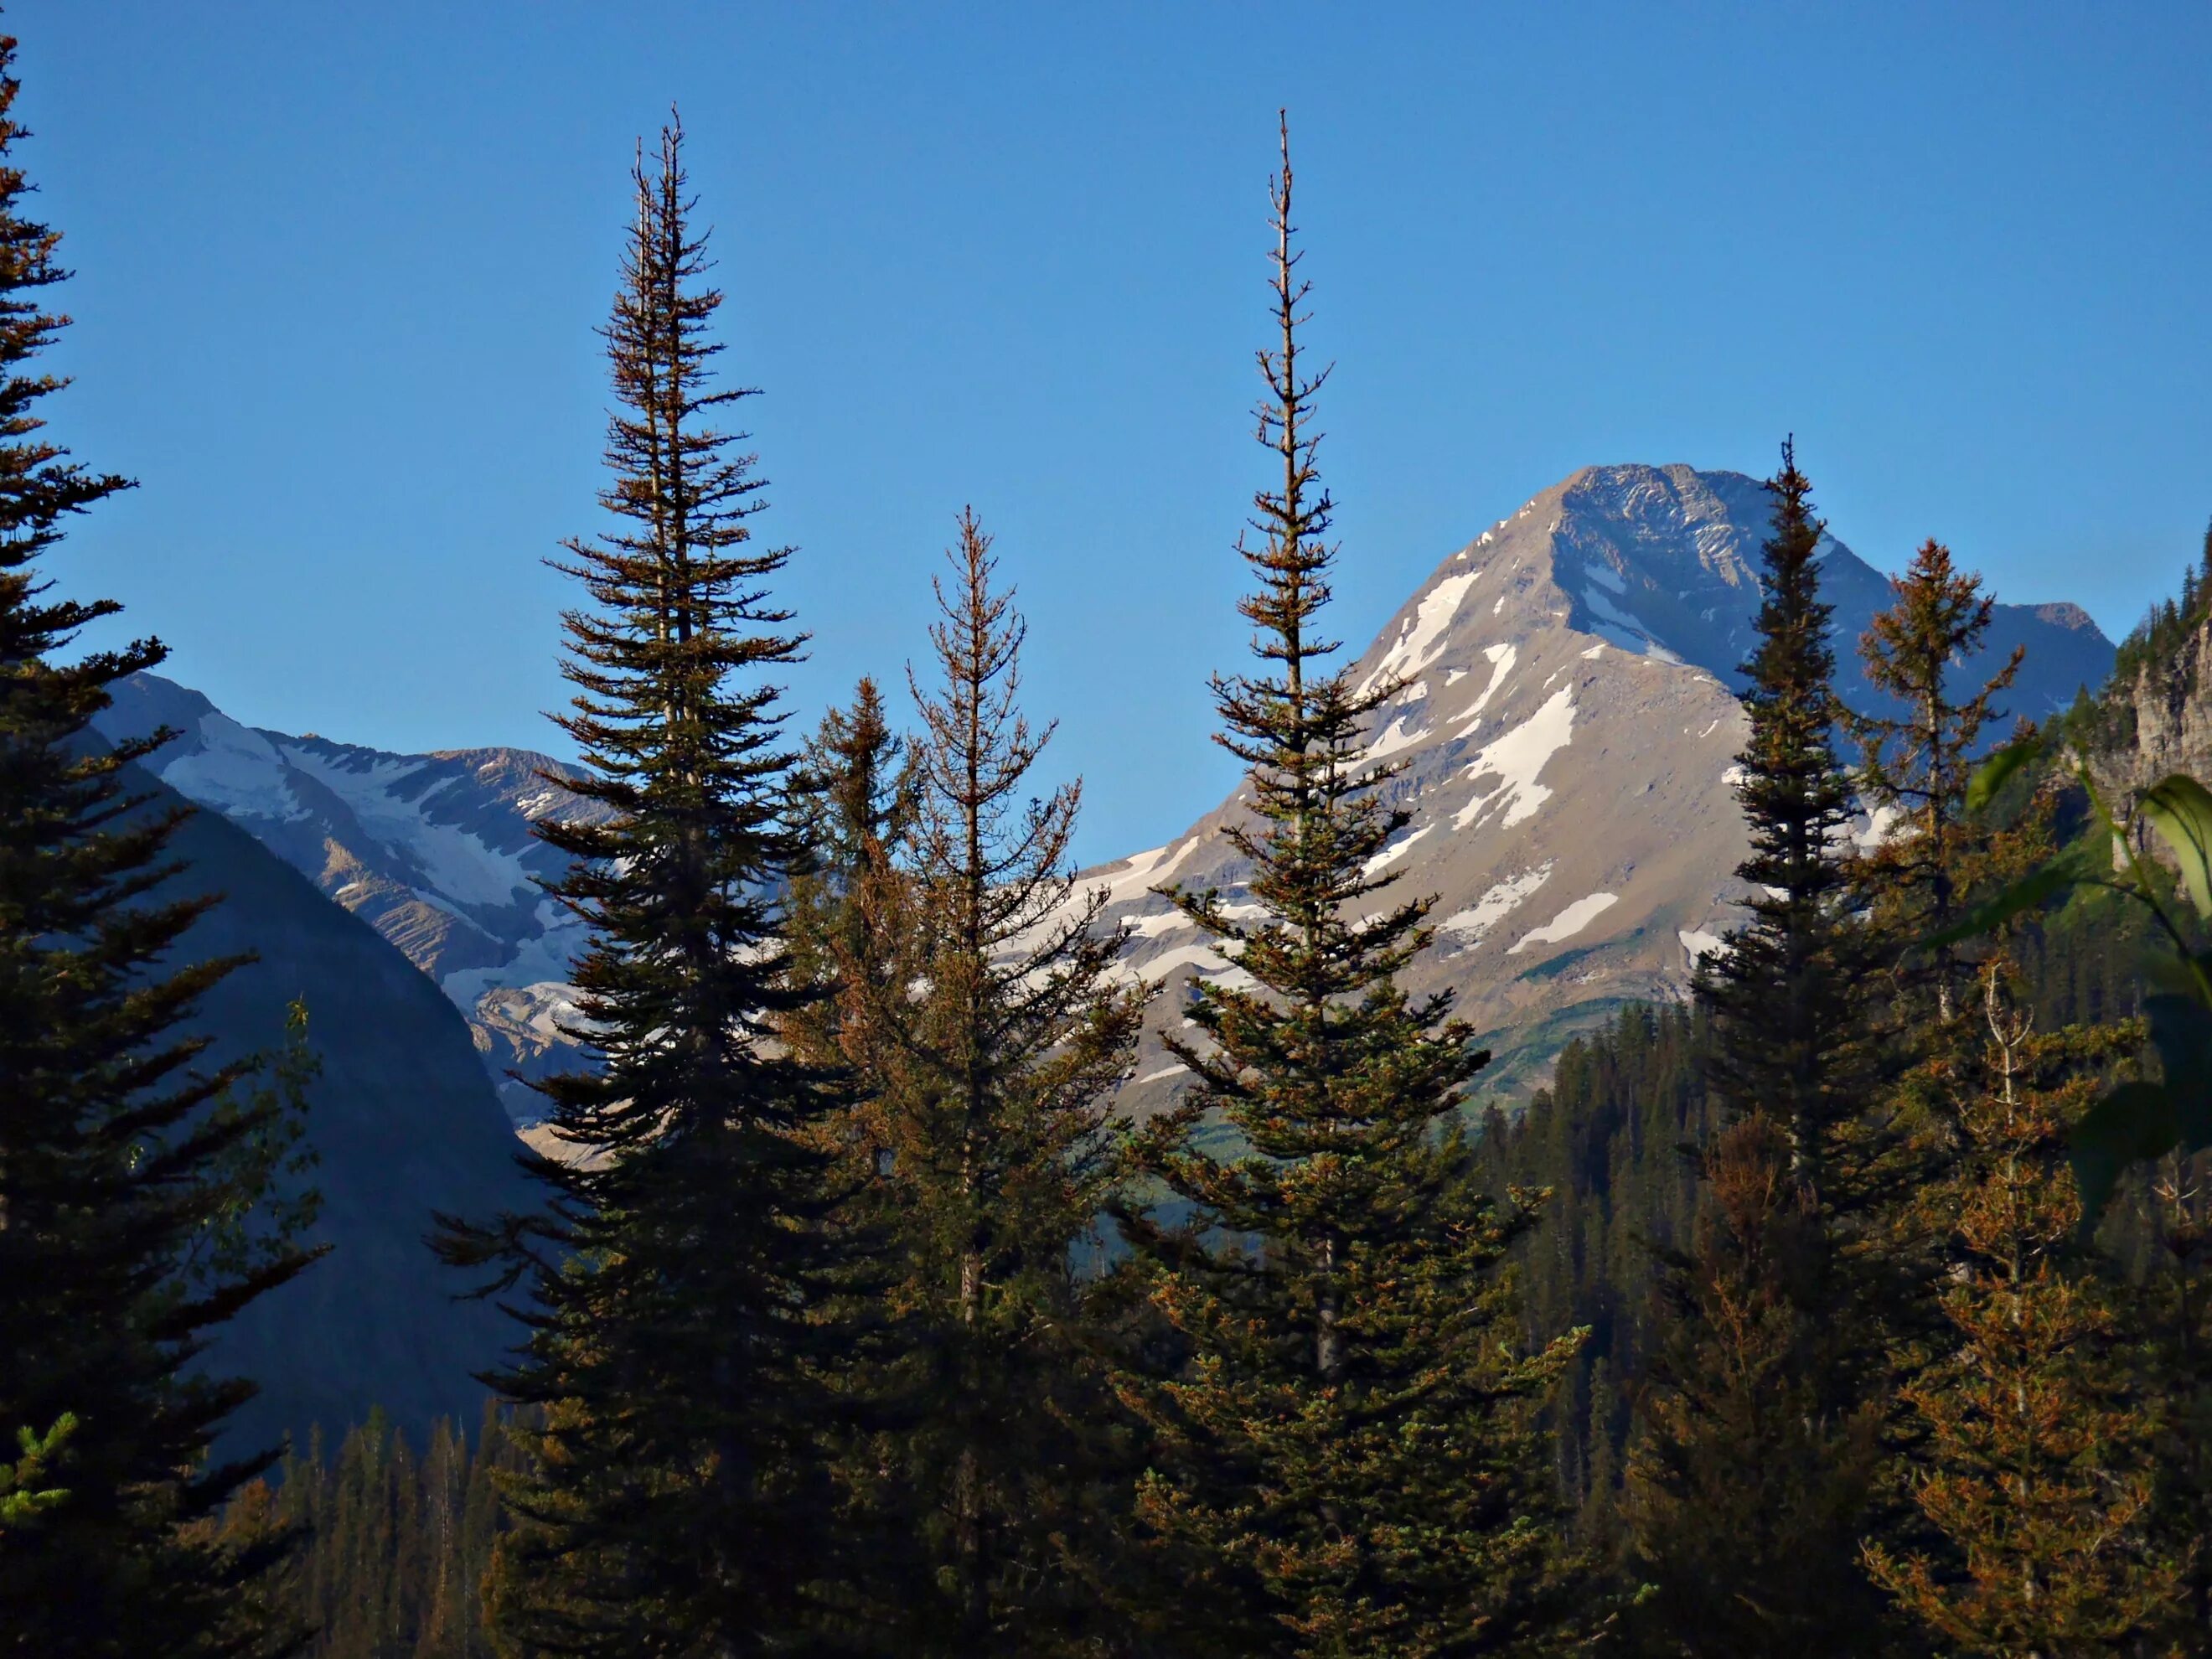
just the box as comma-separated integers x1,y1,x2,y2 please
1080,463,2114,1113
101,463,2114,1127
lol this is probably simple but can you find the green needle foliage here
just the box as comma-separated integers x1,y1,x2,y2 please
1699,442,1879,1186
435,117,860,1656
783,675,917,1155
0,30,323,1653
1112,121,1581,1659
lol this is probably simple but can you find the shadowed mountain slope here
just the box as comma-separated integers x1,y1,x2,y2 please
95,675,611,1126
142,762,528,1451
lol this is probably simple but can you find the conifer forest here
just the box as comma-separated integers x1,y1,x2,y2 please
6,10,2212,1656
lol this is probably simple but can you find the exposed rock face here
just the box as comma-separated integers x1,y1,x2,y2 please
2105,616,2212,789
1082,463,2114,1115
94,675,612,1124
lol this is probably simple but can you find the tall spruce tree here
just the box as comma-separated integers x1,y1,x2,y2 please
1700,442,1875,1183
1623,444,1892,1656
436,118,855,1656
1111,120,1580,1659
861,510,1145,1655
0,31,319,1655
781,674,919,1218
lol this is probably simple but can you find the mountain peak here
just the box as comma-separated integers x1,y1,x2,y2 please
1088,460,2117,1109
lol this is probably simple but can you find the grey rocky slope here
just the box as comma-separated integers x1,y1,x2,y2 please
1082,463,2114,1115
94,674,612,1125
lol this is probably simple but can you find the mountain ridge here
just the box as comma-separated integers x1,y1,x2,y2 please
94,675,613,1124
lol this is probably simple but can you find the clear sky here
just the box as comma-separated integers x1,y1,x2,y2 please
21,1,2212,864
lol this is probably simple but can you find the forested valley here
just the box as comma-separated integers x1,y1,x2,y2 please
5,25,2210,1659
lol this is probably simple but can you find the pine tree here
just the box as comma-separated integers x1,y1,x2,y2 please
1863,969,2183,1654
0,30,320,1654
857,510,1145,1654
1845,541,2073,1594
1111,119,1581,1659
1623,444,1891,1656
436,117,855,1655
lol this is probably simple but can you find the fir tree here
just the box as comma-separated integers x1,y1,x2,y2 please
436,117,855,1656
1701,442,1874,1182
0,30,320,1654
863,510,1145,1654
1112,119,1580,1659
1851,539,2023,1022
1624,444,1891,1656
1863,969,2183,1654
781,676,919,1191
1622,1110,1884,1655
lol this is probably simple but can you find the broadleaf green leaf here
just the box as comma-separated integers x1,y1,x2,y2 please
1965,734,2046,814
2071,1080,2181,1227
2141,773,2212,920
2145,992,2212,1150
1921,849,2087,950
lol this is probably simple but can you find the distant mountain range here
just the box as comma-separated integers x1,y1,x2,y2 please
100,460,2115,1443
105,461,2116,1137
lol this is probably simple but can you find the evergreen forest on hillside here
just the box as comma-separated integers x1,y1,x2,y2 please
7,28,2212,1659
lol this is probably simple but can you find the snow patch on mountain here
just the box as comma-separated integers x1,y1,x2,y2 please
1126,908,1196,940
1439,863,1553,943
1508,892,1620,954
1455,643,1516,730
1678,928,1727,964
163,713,310,822
1358,569,1480,696
1366,708,1432,761
1098,839,1201,906
277,746,537,909
1452,685,1576,830
1363,822,1437,876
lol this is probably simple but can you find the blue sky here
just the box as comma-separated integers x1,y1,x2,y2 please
23,1,2211,863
